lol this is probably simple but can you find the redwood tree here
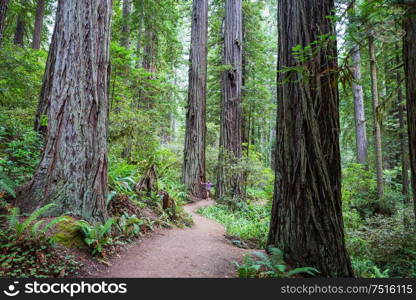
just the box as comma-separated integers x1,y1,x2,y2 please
120,0,132,49
31,0,45,50
217,0,244,200
351,44,368,165
368,35,384,199
16,0,112,223
0,0,9,46
403,4,416,221
183,0,208,199
267,0,354,277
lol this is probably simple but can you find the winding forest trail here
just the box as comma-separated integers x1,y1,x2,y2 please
94,199,250,278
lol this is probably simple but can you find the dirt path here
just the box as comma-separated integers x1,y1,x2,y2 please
94,199,250,278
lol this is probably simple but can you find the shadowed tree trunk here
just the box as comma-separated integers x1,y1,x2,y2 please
120,0,131,48
14,14,25,47
16,0,112,223
267,0,354,277
182,0,208,199
403,5,416,222
351,45,368,165
396,49,410,214
0,0,9,46
140,21,157,109
31,0,45,49
217,0,244,200
34,24,57,134
368,35,384,199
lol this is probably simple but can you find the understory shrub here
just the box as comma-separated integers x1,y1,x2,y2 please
198,202,270,248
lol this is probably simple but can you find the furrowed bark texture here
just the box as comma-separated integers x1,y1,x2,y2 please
31,0,45,49
351,45,368,165
403,6,416,221
217,0,244,200
267,0,354,277
0,0,9,46
368,36,384,199
183,0,208,199
33,24,56,134
17,0,112,223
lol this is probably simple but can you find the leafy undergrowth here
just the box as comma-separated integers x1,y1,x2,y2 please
198,201,270,249
346,211,416,278
235,247,319,278
0,173,193,278
0,203,82,277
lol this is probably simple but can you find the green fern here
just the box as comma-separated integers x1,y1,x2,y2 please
76,218,115,256
7,203,67,241
235,247,320,278
0,175,15,197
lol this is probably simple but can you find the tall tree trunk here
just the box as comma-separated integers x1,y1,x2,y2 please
268,0,354,277
33,24,57,134
217,0,244,200
0,0,9,46
13,14,25,47
120,0,131,48
368,36,384,199
141,22,157,109
396,49,410,225
31,0,45,49
183,0,208,199
16,0,112,224
135,0,144,68
403,5,416,222
351,45,368,165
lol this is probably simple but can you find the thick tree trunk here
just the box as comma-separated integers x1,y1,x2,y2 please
120,0,131,48
268,0,354,277
351,45,368,165
0,0,9,46
31,0,45,49
13,14,25,47
16,0,112,224
217,0,244,200
34,25,57,134
368,36,384,199
403,6,416,222
183,0,208,199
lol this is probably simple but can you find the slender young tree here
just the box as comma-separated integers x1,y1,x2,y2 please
396,49,410,213
0,0,9,46
16,0,112,223
351,44,368,165
217,0,244,200
31,0,45,49
403,4,416,221
368,35,384,199
183,0,208,199
268,0,354,277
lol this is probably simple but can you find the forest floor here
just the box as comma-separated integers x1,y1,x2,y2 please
91,199,251,278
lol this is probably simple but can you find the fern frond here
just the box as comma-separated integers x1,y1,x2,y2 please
18,203,57,236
